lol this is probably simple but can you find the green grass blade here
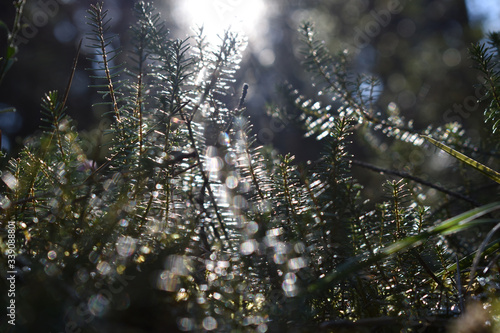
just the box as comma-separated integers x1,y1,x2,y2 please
308,202,500,293
423,135,500,184
432,239,500,281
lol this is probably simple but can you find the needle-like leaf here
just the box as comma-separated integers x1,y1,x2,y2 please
423,135,500,184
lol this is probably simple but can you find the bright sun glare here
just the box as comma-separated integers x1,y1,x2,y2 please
172,0,268,45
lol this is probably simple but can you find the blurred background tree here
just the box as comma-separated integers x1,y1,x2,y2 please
0,0,492,159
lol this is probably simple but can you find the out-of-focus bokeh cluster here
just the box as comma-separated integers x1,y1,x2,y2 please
0,0,496,159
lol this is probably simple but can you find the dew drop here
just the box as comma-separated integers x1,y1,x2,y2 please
116,236,137,257
96,261,111,275
47,250,57,260
202,316,217,331
207,156,223,172
225,175,239,189
88,293,110,317
245,221,259,235
178,317,194,331
241,240,256,255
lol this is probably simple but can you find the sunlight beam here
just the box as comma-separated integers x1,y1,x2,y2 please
172,0,268,45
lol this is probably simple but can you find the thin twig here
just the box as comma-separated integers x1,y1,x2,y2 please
411,249,445,287
456,253,465,313
351,159,481,206
92,3,121,121
172,162,200,177
61,39,82,111
180,108,232,250
466,221,500,295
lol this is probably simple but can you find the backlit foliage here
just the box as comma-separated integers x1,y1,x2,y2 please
1,2,499,332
